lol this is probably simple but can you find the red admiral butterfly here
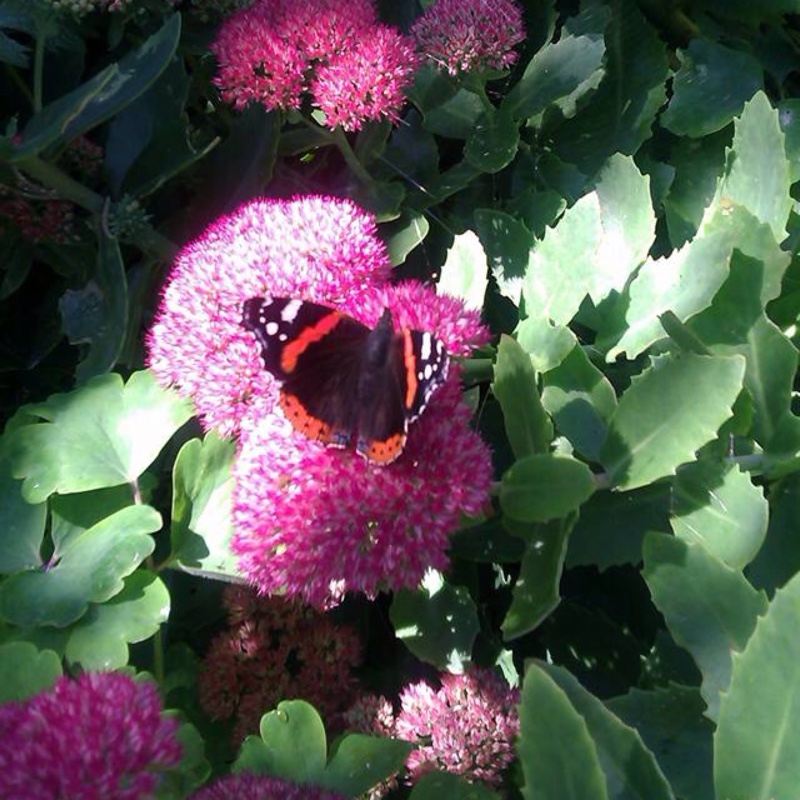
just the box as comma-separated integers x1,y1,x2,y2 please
242,296,449,464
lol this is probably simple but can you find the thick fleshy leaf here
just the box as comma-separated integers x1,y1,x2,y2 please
500,454,595,523
236,700,328,785
437,230,488,311
516,317,577,374
64,570,170,670
390,570,479,671
0,456,45,573
502,517,572,640
60,230,128,384
599,353,745,491
11,15,181,159
170,433,238,581
778,99,800,183
0,505,160,628
643,533,768,721
324,735,412,797
672,461,768,569
504,33,605,123
524,155,654,324
608,685,715,800
422,88,484,139
492,335,553,459
538,662,675,800
549,1,667,175
519,663,609,800
0,642,61,703
713,91,792,243
8,370,193,503
464,106,519,173
449,516,526,564
386,212,430,266
661,40,763,138
567,484,671,569
409,772,499,800
715,571,800,800
541,343,617,462
474,209,533,304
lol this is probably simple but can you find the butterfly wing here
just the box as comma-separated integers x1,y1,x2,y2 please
242,296,369,446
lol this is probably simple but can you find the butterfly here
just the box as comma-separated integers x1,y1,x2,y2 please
242,296,449,464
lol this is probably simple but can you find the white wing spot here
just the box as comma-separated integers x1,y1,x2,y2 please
281,299,303,323
266,321,279,336
420,332,432,361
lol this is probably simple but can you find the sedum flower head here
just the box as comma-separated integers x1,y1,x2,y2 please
395,668,519,787
198,585,362,742
146,195,391,436
232,279,492,608
190,773,348,800
212,0,416,130
412,0,526,75
0,672,181,800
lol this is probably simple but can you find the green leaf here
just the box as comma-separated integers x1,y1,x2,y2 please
672,461,768,569
715,571,800,800
549,2,668,175
437,230,488,311
519,663,609,800
64,570,170,670
323,735,412,797
449,516,526,563
538,662,676,800
238,700,328,785
567,484,671,569
504,33,605,122
541,344,617,462
643,533,768,721
409,772,500,800
661,40,763,138
778,100,800,184
502,517,572,640
599,353,745,491
170,433,238,581
0,28,28,68
474,209,533,304
390,570,479,671
716,91,793,243
0,456,46,573
608,685,715,800
0,504,160,628
11,15,181,159
464,105,519,174
0,641,61,703
492,335,553,459
524,155,654,324
8,370,193,503
60,230,128,383
500,454,595,522
515,317,577,374
385,213,430,266
423,88,484,139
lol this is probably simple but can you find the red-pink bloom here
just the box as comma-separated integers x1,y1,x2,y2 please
190,773,348,800
344,693,396,737
0,672,181,800
395,668,519,787
0,194,76,244
198,585,362,742
412,0,526,75
146,195,391,436
232,280,492,608
212,0,416,130
311,25,420,132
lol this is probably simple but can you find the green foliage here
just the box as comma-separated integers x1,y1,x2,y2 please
1,1,800,798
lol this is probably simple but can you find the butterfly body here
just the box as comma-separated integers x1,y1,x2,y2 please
242,296,449,464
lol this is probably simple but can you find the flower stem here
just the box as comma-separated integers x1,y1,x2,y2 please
33,29,46,114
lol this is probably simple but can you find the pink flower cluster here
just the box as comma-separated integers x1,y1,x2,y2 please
347,668,519,790
147,195,492,607
0,673,181,800
412,0,526,75
190,773,348,800
198,585,362,742
212,0,418,131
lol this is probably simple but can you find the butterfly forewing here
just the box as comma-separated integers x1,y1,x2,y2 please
404,329,449,422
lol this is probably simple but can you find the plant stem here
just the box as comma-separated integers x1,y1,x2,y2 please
33,30,46,114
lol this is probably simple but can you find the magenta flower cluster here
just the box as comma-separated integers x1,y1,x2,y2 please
190,773,348,800
0,673,181,800
212,0,418,131
147,195,492,608
412,0,526,76
198,585,362,742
